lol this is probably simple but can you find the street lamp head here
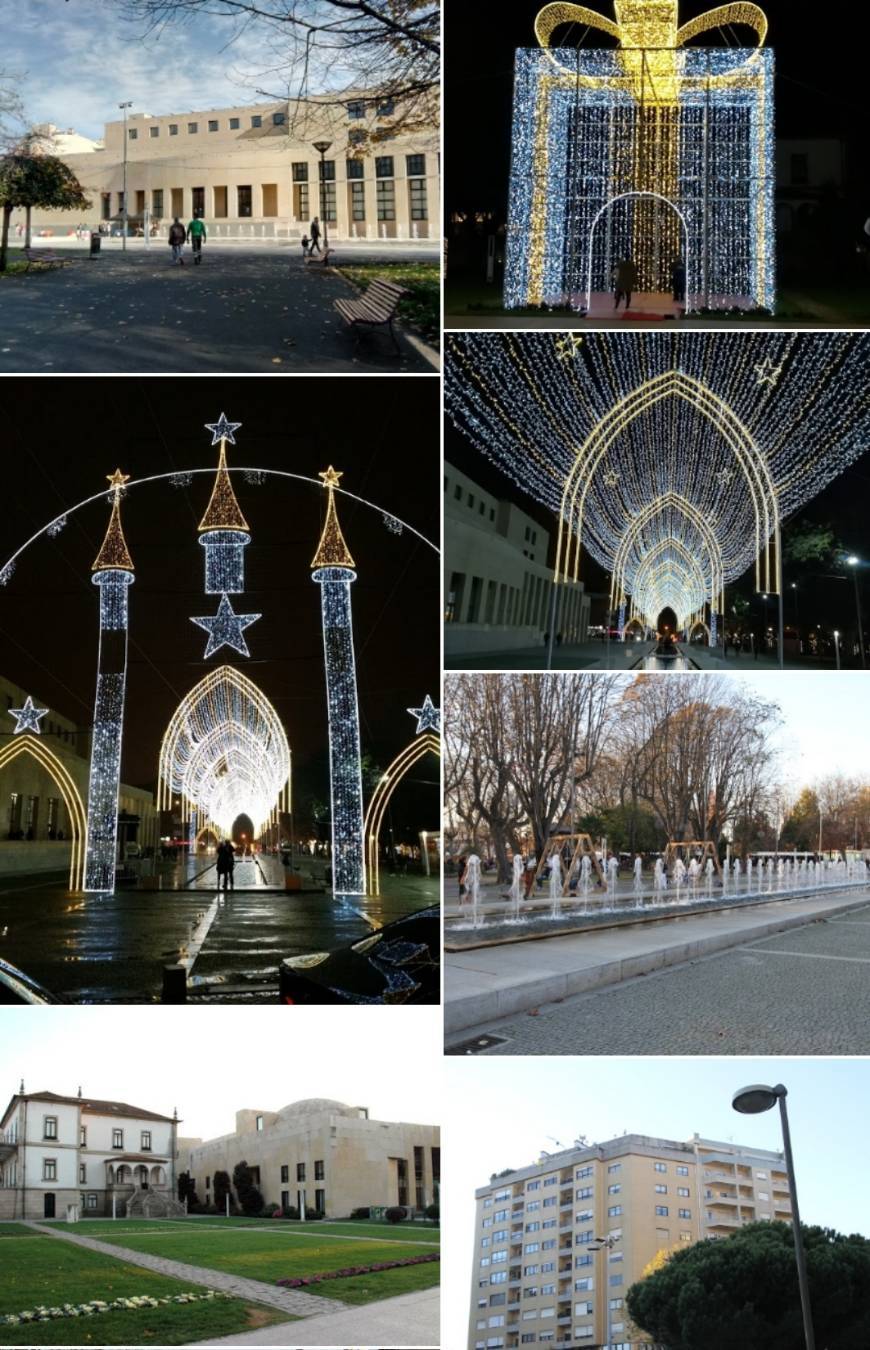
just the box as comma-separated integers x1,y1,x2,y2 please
732,1083,786,1115
847,555,860,567
312,139,332,154
835,630,840,637
119,101,133,110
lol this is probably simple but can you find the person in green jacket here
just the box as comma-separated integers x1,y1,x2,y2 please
186,214,207,264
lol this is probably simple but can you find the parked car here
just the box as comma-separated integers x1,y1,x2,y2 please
0,958,62,1005
279,905,439,1005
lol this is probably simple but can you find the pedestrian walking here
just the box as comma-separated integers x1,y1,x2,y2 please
310,216,322,255
612,257,638,311
186,213,207,264
301,234,311,260
168,217,186,266
216,839,236,892
457,854,468,902
672,252,686,303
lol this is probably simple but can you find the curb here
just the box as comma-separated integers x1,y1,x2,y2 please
444,893,870,1037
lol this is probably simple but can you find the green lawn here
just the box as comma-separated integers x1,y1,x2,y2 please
0,1223,40,1237
0,1234,289,1345
84,1225,441,1304
51,1216,439,1243
336,261,440,346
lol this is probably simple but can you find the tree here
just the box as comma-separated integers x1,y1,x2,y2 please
178,1170,199,1208
626,1221,870,1350
232,1160,264,1215
119,0,438,144
783,519,840,566
213,1169,232,1214
0,153,90,271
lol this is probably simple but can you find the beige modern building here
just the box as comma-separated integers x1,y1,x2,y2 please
470,1132,791,1350
0,1085,181,1220
20,96,439,242
445,463,591,660
0,674,159,881
179,1098,440,1217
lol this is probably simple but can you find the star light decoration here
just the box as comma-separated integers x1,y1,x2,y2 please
191,593,261,659
445,331,870,631
9,696,48,735
505,0,774,312
205,412,242,446
755,356,783,387
407,695,440,736
555,333,584,361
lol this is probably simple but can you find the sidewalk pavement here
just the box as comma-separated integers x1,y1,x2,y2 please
446,637,831,672
445,886,870,1037
193,1286,440,1346
27,1221,341,1319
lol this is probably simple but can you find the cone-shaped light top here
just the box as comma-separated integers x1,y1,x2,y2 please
199,439,249,533
93,469,135,572
311,466,355,569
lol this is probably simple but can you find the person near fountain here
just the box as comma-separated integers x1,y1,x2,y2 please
216,839,235,892
524,851,538,899
612,257,638,311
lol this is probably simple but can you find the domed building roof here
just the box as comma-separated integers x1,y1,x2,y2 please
276,1098,355,1118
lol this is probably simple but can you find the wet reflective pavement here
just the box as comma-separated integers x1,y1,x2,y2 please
0,868,439,1003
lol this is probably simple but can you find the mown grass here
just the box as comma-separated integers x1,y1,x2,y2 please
0,1223,39,1237
337,260,440,346
88,1226,440,1304
53,1216,439,1242
0,1234,290,1345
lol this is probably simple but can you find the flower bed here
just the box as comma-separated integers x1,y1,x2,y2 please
277,1251,439,1288
3,1289,232,1327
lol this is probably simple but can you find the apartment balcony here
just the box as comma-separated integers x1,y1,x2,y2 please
558,1314,573,1326
705,1193,738,1207
705,1213,743,1230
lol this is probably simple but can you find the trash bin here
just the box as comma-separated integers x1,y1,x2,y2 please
89,232,101,257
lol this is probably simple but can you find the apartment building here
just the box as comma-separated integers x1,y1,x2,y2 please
0,1086,180,1220
445,463,590,660
178,1097,440,1218
470,1132,791,1350
21,96,439,242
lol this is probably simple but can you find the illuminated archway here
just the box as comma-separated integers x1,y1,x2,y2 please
0,734,87,891
364,731,440,897
158,665,291,839
584,191,691,309
555,369,780,602
610,492,725,625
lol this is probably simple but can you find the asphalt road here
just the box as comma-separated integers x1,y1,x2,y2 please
447,903,870,1056
0,249,436,374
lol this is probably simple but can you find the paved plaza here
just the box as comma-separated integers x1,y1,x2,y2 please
447,898,870,1055
447,637,826,672
0,241,438,373
0,867,437,1002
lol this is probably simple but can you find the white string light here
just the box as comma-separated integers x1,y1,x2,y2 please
8,696,48,735
446,332,870,630
408,695,441,735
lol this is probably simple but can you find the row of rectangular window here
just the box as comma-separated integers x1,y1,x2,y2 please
107,176,425,224
41,1117,152,1150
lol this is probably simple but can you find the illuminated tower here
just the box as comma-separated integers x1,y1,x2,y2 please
84,469,135,892
311,467,365,896
199,413,249,595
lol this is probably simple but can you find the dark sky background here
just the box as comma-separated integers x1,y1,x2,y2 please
0,378,440,834
445,409,870,630
446,0,870,213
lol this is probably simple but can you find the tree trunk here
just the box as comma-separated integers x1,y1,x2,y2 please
492,830,511,885
0,204,11,273
25,205,31,249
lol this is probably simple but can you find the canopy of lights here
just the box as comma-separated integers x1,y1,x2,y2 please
158,665,291,837
445,332,870,633
505,0,774,309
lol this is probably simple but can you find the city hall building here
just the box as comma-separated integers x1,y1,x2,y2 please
23,94,439,242
0,1086,181,1220
179,1097,440,1217
470,1132,792,1350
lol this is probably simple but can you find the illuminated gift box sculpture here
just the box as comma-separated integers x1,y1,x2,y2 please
504,1,774,312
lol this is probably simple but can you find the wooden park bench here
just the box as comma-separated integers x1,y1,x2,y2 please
304,246,335,267
334,277,408,353
23,247,66,272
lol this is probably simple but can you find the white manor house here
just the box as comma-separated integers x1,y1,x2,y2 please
20,92,439,243
0,1086,181,1220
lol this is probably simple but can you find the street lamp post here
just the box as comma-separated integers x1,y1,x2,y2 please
846,556,866,669
833,629,841,671
589,1234,617,1349
732,1084,816,1350
119,101,133,252
311,140,333,248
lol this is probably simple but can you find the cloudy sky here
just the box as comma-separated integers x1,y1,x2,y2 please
0,1005,441,1139
5,0,292,139
443,1057,870,1350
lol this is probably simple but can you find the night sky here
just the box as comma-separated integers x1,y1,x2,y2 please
445,0,870,215
0,378,440,833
